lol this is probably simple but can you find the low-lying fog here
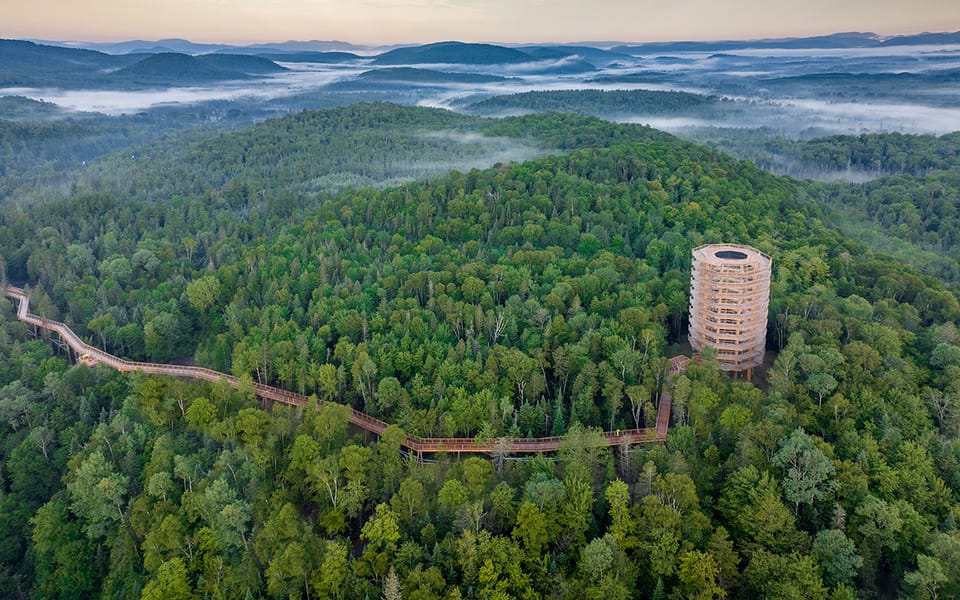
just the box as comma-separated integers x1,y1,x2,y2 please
5,43,960,138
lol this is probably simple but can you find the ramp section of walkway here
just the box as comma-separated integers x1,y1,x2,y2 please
4,286,673,455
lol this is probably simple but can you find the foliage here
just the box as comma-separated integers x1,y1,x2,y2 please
468,89,720,118
0,103,959,598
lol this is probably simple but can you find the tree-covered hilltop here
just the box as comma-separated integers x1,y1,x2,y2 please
0,96,64,120
0,102,243,201
73,103,544,200
792,132,960,176
74,103,486,200
2,104,960,598
71,106,672,202
703,130,960,180
0,94,297,203
0,102,676,206
466,89,722,118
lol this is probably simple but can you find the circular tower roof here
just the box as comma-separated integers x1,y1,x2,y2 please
692,244,771,268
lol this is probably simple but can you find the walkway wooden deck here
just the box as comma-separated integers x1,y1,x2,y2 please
4,286,676,456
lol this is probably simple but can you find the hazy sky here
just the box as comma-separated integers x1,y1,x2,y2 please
5,0,960,45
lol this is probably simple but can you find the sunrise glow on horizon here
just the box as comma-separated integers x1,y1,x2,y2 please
4,0,960,46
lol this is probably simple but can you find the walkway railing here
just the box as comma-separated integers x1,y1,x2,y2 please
4,286,673,455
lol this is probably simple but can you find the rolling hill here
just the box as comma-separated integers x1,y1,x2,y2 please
467,89,720,117
372,41,533,65
0,40,286,87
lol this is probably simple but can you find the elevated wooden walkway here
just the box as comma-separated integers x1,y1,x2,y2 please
4,286,675,456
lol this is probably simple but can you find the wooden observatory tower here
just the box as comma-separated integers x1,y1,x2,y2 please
688,244,772,375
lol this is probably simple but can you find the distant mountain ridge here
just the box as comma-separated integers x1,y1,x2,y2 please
0,39,135,86
22,31,960,72
252,51,363,63
613,32,882,54
610,32,960,54
49,38,374,55
883,31,960,45
4,32,960,118
0,39,287,87
612,31,960,54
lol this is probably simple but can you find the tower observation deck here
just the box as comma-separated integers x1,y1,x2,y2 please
688,244,772,372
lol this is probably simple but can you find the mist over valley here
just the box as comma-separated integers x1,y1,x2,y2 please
3,34,959,189
4,35,959,134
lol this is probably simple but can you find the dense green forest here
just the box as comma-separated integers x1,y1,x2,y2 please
466,89,722,118
814,170,960,285
786,132,960,176
0,97,271,202
699,130,960,179
76,104,518,199
2,104,960,599
797,134,960,286
71,106,673,202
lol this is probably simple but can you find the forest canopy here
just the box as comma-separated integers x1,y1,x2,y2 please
1,104,960,599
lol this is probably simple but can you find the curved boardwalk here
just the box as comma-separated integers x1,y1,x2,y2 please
4,286,674,456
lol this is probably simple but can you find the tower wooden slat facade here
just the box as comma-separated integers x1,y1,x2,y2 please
688,244,771,373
